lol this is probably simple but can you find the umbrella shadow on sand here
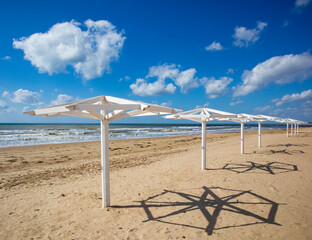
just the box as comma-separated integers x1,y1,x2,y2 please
207,161,298,175
113,186,282,236
255,143,308,155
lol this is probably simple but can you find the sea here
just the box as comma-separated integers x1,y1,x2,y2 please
0,123,288,148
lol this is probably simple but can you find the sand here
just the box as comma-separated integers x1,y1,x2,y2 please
0,127,311,239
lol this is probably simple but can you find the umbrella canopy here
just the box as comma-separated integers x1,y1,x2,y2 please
24,95,181,208
164,108,238,169
24,95,180,120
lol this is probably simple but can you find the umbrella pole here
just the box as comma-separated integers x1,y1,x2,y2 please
241,122,244,154
202,121,206,170
291,124,293,137
297,124,299,135
286,123,289,137
101,115,110,208
258,122,261,147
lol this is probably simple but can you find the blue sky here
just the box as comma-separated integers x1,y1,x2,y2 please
0,0,311,123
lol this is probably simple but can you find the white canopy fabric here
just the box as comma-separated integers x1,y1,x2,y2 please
24,95,181,208
164,108,238,169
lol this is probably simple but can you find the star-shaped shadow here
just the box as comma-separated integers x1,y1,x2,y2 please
257,149,304,155
113,187,282,236
221,161,298,175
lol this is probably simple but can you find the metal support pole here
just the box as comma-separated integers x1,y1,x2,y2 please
286,123,289,138
258,122,261,147
201,121,206,170
241,122,244,154
101,110,110,208
291,124,293,137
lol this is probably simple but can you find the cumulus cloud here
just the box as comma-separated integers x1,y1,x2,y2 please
205,41,224,51
13,19,125,81
275,89,312,106
233,21,267,47
233,52,312,97
230,100,243,106
12,89,41,105
174,68,199,94
51,94,75,105
130,64,199,96
200,77,233,99
130,78,176,96
146,64,180,81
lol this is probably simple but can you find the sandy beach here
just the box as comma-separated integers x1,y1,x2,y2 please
0,127,311,239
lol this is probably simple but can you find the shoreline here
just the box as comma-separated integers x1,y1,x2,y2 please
0,127,294,150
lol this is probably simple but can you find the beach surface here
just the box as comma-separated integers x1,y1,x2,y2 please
0,128,311,239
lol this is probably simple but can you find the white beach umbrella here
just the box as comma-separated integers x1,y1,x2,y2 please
164,108,238,169
283,118,299,137
216,114,255,154
24,95,181,208
271,117,290,137
253,115,284,145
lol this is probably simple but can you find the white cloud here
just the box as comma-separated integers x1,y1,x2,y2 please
275,89,312,106
233,52,312,97
51,94,75,105
254,105,273,113
119,76,130,82
295,0,311,7
230,100,243,106
160,100,172,107
130,64,199,96
270,106,312,120
12,89,41,105
174,68,198,94
13,19,125,81
271,98,279,103
195,102,210,108
147,64,180,81
23,106,30,112
253,103,311,121
1,56,11,60
130,78,176,96
205,41,224,51
227,68,234,74
0,100,13,113
200,77,233,99
233,21,267,47
2,91,10,98
301,100,312,108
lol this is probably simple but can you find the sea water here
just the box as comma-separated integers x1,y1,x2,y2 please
0,123,287,148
